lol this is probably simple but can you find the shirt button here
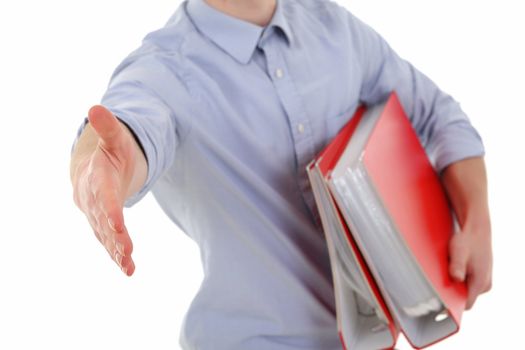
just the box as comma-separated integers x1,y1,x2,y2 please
275,68,284,79
297,123,305,134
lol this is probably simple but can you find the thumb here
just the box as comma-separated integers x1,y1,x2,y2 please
448,233,469,282
88,105,124,150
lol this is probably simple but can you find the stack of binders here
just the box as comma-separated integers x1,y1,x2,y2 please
307,92,467,349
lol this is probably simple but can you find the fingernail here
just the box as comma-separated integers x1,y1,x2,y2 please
115,252,123,267
115,241,125,256
121,266,128,276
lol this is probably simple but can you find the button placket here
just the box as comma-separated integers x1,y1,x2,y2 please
262,40,315,172
261,39,320,223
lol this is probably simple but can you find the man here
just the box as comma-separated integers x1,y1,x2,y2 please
70,0,492,348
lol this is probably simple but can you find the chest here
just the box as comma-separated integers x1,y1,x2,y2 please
184,35,362,168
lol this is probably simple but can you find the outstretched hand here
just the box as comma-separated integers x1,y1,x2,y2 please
72,105,146,276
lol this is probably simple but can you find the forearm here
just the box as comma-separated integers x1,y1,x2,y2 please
441,157,490,233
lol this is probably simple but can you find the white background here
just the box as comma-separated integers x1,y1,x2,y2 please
0,0,523,349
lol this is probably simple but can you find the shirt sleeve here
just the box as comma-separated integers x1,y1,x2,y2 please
73,54,182,207
345,11,485,172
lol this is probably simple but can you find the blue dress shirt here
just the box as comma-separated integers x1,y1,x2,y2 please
77,0,484,348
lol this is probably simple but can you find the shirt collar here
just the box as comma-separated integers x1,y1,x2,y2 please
186,0,292,64
265,0,293,46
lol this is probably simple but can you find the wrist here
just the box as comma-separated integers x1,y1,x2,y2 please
461,207,491,236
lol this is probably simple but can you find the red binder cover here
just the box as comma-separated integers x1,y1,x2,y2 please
309,92,468,349
362,93,467,347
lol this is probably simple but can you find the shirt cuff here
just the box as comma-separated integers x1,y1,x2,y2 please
428,122,486,173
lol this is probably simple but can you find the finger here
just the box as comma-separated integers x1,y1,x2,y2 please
118,249,135,276
88,105,124,151
88,170,135,276
483,279,492,293
94,204,135,275
101,221,132,261
94,208,124,255
99,218,134,275
92,181,134,256
93,230,105,246
112,225,135,274
465,256,492,309
94,185,125,234
448,233,469,282
110,237,135,277
96,191,134,257
115,224,134,257
85,205,106,245
87,167,124,228
466,294,477,310
122,259,136,277
466,274,486,310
